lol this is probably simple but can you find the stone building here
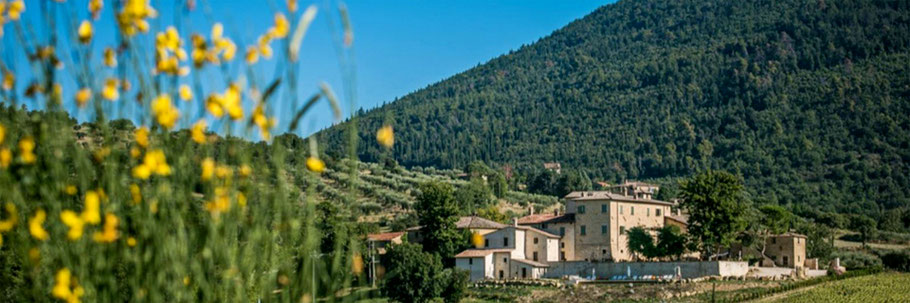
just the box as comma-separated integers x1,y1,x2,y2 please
564,191,673,261
455,220,558,281
764,233,807,268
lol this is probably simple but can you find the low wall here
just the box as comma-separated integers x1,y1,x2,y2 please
543,261,748,279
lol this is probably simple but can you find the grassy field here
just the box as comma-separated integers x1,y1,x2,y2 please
767,272,910,302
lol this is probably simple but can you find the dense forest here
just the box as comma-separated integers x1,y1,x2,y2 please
318,0,910,218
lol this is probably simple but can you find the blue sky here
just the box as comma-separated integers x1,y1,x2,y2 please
2,0,609,138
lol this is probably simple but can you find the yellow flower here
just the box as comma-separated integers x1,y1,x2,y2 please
237,192,247,207
77,20,93,44
201,157,215,181
2,71,13,91
0,123,5,144
238,164,252,178
102,78,119,101
82,191,101,225
129,147,140,158
89,0,103,20
0,203,17,232
288,0,298,12
127,237,137,247
352,253,364,275
245,46,259,64
60,210,85,240
135,127,149,148
29,209,49,241
52,268,84,303
223,84,243,120
118,0,156,36
179,84,193,101
130,184,142,204
306,157,325,173
103,47,117,67
7,1,24,21
191,120,207,144
28,247,40,264
376,125,394,148
18,136,36,164
75,88,91,108
204,187,231,215
271,13,290,38
471,232,484,248
151,94,180,130
93,213,119,243
183,276,190,286
205,94,225,118
215,165,232,179
133,149,170,179
65,185,78,196
0,149,10,168
132,165,151,179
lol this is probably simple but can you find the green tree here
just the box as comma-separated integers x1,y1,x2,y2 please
679,170,747,259
381,243,445,303
797,222,834,261
439,269,470,303
476,205,508,224
626,226,656,261
751,205,794,260
656,225,687,260
454,178,493,214
417,181,464,261
849,215,877,248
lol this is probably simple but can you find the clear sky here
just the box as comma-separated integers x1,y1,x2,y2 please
2,0,610,138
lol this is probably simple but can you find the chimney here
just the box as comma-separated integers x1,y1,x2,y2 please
529,205,534,215
676,208,681,216
512,218,518,227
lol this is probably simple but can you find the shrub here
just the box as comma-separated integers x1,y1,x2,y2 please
831,251,882,269
881,250,910,272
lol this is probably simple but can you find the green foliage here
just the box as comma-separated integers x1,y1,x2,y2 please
321,0,910,222
454,178,493,214
849,215,878,247
416,181,464,261
439,269,469,303
527,169,592,198
881,250,910,272
679,170,747,258
796,222,835,261
381,243,444,303
626,227,655,260
655,225,687,260
830,251,882,269
476,205,509,224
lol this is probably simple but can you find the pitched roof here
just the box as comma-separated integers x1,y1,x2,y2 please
665,214,689,225
774,232,807,238
517,214,559,224
454,249,512,258
455,216,508,229
367,231,405,241
564,191,673,206
513,258,550,267
513,225,561,238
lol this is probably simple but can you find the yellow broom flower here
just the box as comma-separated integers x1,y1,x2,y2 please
129,184,142,204
102,78,119,101
179,84,193,101
0,123,5,144
245,46,259,64
7,1,24,21
191,120,207,144
52,268,84,303
75,88,91,107
77,20,93,44
271,13,290,38
376,125,394,148
0,203,17,232
2,71,13,91
60,210,85,240
81,191,101,225
151,94,179,129
135,127,149,148
93,213,119,243
89,0,103,20
0,149,10,168
18,136,36,164
201,158,215,181
306,157,325,173
103,47,117,67
29,209,49,241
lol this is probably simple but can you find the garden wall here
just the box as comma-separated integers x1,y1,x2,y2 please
543,261,748,279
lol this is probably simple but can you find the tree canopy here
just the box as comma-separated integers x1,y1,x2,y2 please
679,170,747,259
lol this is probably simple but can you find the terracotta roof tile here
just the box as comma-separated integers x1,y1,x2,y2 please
454,249,512,258
367,231,405,241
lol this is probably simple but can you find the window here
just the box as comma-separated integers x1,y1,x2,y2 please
541,223,548,229
559,227,565,236
578,205,586,214
560,242,565,248
656,209,662,216
580,225,586,236
601,204,607,213
772,238,777,244
469,258,473,265
601,225,607,234
560,252,565,260
504,237,509,246
534,237,539,244
619,205,624,214
602,249,607,255
631,207,635,215
647,208,650,216
533,252,538,261
503,258,508,263
484,239,489,247
620,226,626,234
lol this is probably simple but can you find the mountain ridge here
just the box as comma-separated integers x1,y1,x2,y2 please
318,0,910,216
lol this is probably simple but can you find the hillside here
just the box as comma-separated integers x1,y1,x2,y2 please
319,0,910,215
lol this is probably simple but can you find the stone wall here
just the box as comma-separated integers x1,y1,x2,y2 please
543,261,749,279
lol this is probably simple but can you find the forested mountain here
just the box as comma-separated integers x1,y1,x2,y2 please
318,0,910,216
